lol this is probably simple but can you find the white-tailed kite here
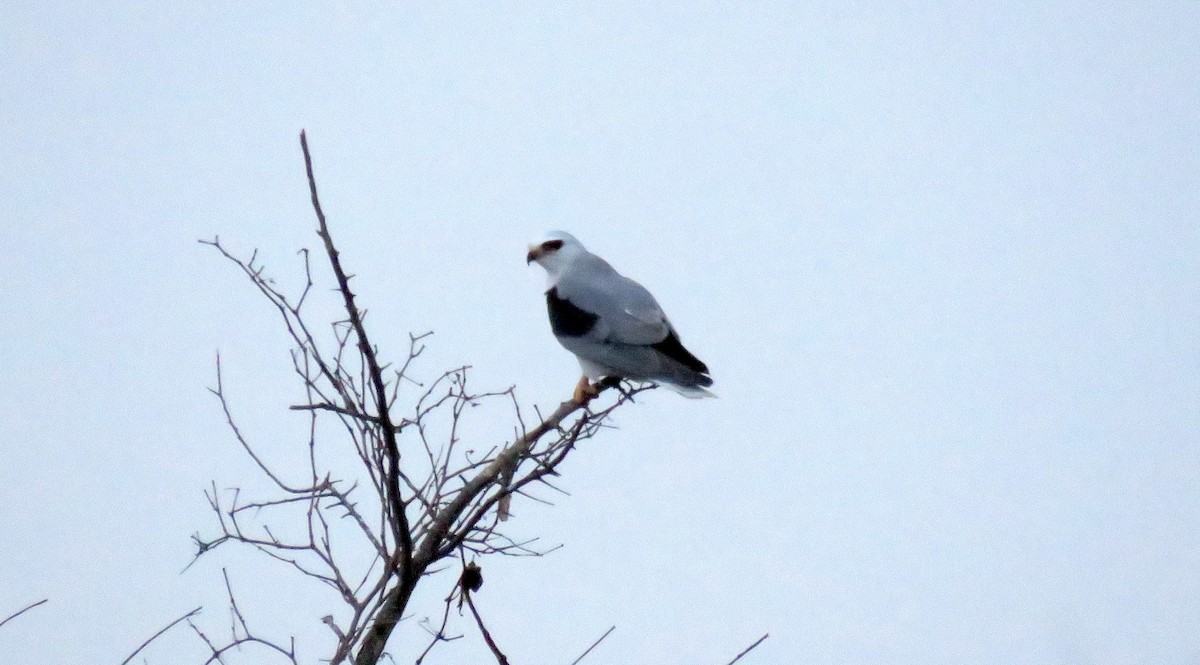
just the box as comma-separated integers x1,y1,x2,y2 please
526,231,714,401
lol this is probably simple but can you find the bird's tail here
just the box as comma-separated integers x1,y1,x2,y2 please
663,382,717,399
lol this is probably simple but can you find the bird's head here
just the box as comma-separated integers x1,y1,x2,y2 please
526,231,586,277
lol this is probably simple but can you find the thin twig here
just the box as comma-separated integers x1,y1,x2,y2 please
464,592,509,665
0,598,48,630
414,577,463,665
569,625,616,665
119,606,203,665
723,633,769,665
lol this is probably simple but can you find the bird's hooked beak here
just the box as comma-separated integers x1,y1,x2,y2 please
525,246,540,264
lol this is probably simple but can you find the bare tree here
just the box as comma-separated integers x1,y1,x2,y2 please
126,132,766,665
138,132,650,665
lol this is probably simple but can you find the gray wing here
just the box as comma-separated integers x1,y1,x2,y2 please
549,253,712,390
554,253,670,346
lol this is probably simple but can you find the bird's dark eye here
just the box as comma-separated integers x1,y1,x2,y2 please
542,239,564,251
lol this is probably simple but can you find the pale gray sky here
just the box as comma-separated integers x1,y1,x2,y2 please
2,3,1198,664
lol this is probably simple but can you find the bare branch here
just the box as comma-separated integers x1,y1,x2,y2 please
300,130,414,572
289,403,412,431
210,354,321,495
188,619,299,665
568,625,616,665
177,571,300,665
0,598,48,630
464,592,509,665
722,633,770,665
413,577,463,665
119,606,202,665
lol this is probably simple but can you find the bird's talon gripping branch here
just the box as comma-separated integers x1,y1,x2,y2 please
572,376,600,403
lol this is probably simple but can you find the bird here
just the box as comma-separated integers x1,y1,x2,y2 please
526,231,714,401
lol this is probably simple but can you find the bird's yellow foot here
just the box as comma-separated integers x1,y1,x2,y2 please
573,376,601,403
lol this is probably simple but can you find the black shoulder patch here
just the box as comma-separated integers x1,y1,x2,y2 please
652,330,709,375
547,287,598,337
